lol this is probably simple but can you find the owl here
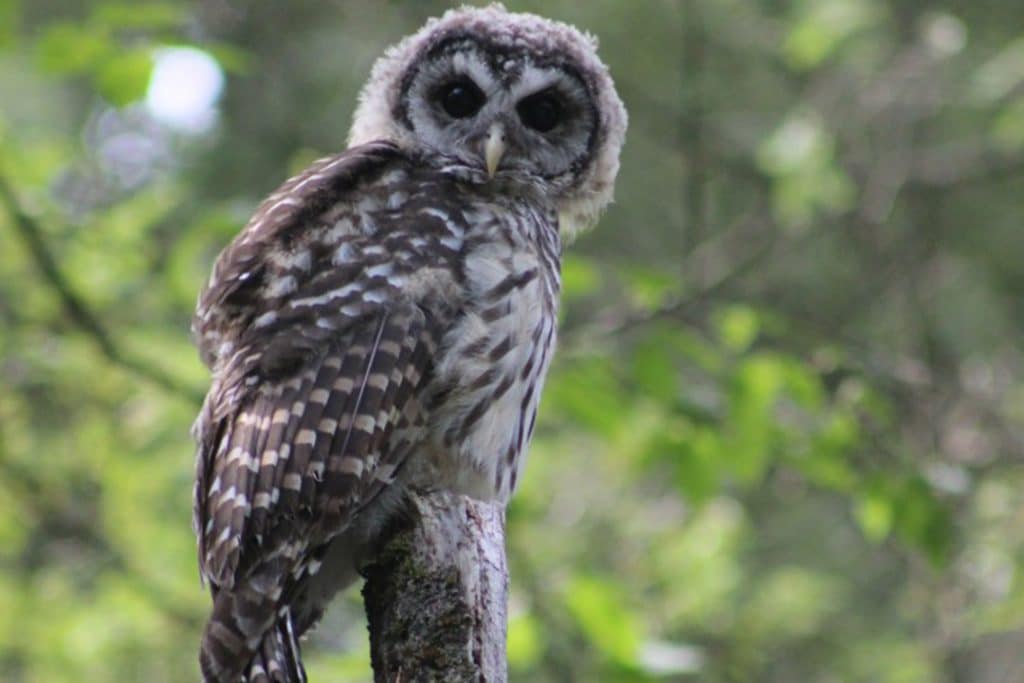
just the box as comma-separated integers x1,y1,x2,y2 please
192,5,626,682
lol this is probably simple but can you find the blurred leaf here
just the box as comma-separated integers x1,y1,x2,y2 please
0,134,73,187
743,567,845,640
780,357,824,410
726,353,786,482
843,637,936,682
669,327,724,373
651,500,744,626
641,413,720,505
94,49,153,106
564,575,642,668
631,325,678,401
892,477,954,567
619,265,678,312
855,475,954,566
676,427,723,505
855,484,894,542
991,95,1024,150
0,0,20,48
507,612,542,669
561,253,600,300
716,304,760,353
545,355,626,437
795,414,858,491
783,0,881,70
757,112,828,176
757,111,855,230
165,205,241,308
36,23,112,75
92,2,185,29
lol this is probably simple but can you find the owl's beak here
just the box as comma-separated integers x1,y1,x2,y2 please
484,123,506,179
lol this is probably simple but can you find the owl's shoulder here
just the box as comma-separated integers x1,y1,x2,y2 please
192,143,414,362
200,143,406,302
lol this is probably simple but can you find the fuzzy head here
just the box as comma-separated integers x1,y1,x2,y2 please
349,4,627,237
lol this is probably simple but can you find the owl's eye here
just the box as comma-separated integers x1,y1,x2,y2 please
517,92,563,132
438,79,486,118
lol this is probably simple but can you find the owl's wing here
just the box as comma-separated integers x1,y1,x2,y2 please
192,141,403,369
196,304,438,587
191,142,446,589
194,301,442,683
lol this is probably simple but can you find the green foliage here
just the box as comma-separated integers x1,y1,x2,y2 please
0,0,20,48
563,574,647,674
36,23,113,75
93,49,153,106
757,111,856,231
33,2,185,107
2,1,1022,682
783,0,883,70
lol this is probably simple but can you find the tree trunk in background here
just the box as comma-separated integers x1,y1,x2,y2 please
362,490,508,683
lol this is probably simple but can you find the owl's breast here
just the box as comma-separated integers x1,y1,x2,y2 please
426,204,561,502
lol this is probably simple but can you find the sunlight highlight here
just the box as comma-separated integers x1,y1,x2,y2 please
145,46,224,134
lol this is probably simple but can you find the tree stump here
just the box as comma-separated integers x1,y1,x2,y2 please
362,489,508,682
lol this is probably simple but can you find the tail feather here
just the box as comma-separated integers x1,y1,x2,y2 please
246,615,307,683
200,582,306,683
279,611,307,683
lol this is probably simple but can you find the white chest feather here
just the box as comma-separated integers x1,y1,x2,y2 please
429,209,560,502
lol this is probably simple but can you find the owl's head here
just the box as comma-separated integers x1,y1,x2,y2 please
349,4,627,237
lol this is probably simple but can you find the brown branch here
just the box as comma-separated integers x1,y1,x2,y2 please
0,176,205,405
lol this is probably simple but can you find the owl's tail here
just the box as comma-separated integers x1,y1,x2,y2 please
199,580,307,683
245,616,307,683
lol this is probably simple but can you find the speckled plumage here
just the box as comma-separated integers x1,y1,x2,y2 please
192,5,625,682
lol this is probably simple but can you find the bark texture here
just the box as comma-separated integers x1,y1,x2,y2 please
363,489,508,683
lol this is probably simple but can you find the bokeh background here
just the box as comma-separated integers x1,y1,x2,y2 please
2,1,1023,681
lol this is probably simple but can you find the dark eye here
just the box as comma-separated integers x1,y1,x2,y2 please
438,79,486,119
517,92,563,132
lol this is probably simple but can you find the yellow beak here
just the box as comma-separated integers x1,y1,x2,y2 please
484,123,506,179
